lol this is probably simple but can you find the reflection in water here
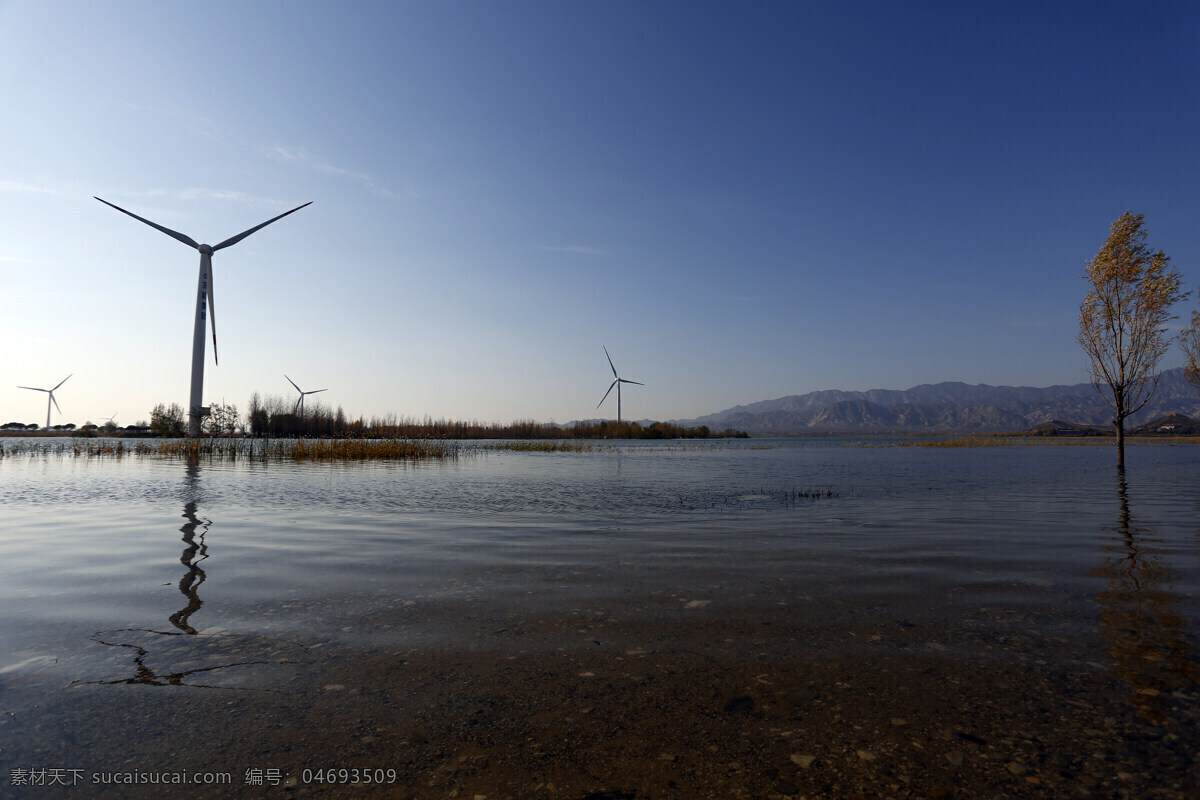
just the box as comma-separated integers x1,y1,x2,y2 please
76,460,300,690
1092,469,1199,723
169,494,209,634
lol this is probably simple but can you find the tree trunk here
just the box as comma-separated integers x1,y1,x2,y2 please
1114,416,1126,469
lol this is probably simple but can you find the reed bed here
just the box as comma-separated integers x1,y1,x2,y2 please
0,437,460,462
271,438,459,461
481,440,607,453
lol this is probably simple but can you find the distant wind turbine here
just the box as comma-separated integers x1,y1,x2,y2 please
285,375,327,415
102,412,119,425
596,346,644,423
95,196,311,437
18,374,71,431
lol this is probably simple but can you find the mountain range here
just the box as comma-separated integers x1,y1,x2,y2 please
675,368,1200,435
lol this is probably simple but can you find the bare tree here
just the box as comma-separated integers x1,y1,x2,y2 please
1079,212,1185,467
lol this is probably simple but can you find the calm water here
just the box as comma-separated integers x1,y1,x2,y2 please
1,437,1198,796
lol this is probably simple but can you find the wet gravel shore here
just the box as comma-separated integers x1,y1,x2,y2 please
4,589,1197,799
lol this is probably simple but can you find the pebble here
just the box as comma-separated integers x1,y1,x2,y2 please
857,749,877,761
790,754,816,768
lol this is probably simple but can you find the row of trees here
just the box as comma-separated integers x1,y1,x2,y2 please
129,396,749,440
241,395,744,440
3,420,135,434
6,400,746,440
1079,212,1200,467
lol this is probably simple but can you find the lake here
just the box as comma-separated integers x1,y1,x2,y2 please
1,437,1197,798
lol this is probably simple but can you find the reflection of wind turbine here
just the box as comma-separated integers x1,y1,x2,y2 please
18,374,72,430
170,460,207,634
95,196,311,437
285,375,327,414
596,346,644,423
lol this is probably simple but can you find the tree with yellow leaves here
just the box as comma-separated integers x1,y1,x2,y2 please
1180,299,1200,391
1079,212,1185,467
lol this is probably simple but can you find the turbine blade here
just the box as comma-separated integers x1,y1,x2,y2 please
52,373,72,391
212,201,312,251
18,386,49,392
51,394,61,414
604,346,617,378
620,379,645,386
95,197,200,249
309,389,328,395
207,263,218,365
597,379,617,408
285,375,302,393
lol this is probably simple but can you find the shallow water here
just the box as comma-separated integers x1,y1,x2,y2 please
1,438,1198,798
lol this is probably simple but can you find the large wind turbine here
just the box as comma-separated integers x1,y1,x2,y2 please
285,375,327,415
596,346,644,423
96,197,311,437
18,374,71,431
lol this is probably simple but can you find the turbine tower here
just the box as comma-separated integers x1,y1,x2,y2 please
285,375,327,415
18,374,71,431
96,197,311,437
596,346,644,424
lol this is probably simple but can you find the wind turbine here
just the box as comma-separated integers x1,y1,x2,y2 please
18,374,71,431
596,346,644,423
95,196,311,437
285,375,327,415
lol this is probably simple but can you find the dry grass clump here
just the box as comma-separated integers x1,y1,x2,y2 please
0,437,459,462
269,438,458,461
483,441,605,453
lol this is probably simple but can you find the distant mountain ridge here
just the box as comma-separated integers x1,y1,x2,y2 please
675,368,1200,434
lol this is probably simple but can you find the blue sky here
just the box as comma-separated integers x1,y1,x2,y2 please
2,1,1198,427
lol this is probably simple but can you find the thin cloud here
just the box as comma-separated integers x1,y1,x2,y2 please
0,181,63,196
0,254,55,265
177,188,285,206
263,143,411,199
